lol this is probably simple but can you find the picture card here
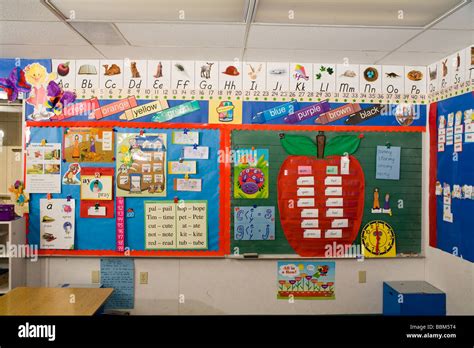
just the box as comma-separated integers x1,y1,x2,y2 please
80,168,113,201
233,149,269,199
234,206,275,240
80,167,115,218
26,143,62,193
62,163,81,185
63,128,114,163
40,198,75,250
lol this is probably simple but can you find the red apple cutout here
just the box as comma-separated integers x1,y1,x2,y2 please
57,62,70,76
277,132,364,257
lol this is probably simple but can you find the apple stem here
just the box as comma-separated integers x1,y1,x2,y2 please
316,131,326,159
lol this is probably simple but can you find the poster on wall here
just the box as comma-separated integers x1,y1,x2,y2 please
26,143,62,193
100,258,134,309
144,200,207,250
233,148,269,199
80,167,115,218
116,133,167,197
40,198,75,249
234,206,275,240
277,261,335,300
63,127,114,163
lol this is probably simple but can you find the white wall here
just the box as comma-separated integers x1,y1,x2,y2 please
425,247,474,315
27,257,425,314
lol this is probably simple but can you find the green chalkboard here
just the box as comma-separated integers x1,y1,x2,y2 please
230,130,422,256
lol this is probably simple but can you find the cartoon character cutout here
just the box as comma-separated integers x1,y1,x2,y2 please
24,63,56,120
372,187,380,211
63,163,81,185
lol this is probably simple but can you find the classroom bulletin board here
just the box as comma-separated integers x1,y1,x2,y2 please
0,49,471,258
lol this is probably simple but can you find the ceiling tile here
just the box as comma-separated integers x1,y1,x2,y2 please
397,29,473,53
95,45,242,60
0,0,59,21
433,2,473,30
244,48,388,64
254,0,463,27
116,23,246,47
0,44,102,59
377,51,450,65
247,25,421,51
50,0,248,22
0,21,89,45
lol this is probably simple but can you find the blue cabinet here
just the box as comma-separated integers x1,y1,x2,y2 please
383,281,446,316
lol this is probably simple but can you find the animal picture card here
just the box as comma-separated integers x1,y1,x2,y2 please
26,143,62,193
277,261,335,300
40,198,75,250
234,206,275,240
80,167,115,218
233,149,269,199
116,133,167,197
63,127,114,163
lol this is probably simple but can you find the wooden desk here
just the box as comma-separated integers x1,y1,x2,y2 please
0,287,114,316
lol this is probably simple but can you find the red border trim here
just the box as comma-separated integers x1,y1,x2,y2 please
428,102,438,248
27,121,425,133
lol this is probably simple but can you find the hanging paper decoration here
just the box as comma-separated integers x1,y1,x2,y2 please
45,81,76,116
0,67,31,101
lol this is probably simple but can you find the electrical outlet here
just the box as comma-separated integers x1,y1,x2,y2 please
140,272,148,284
358,271,366,283
91,270,100,283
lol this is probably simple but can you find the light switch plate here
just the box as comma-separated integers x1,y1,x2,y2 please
358,270,366,283
91,270,100,283
140,272,148,284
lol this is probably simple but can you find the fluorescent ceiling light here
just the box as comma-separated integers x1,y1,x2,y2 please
70,22,128,45
48,0,249,23
254,0,466,27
